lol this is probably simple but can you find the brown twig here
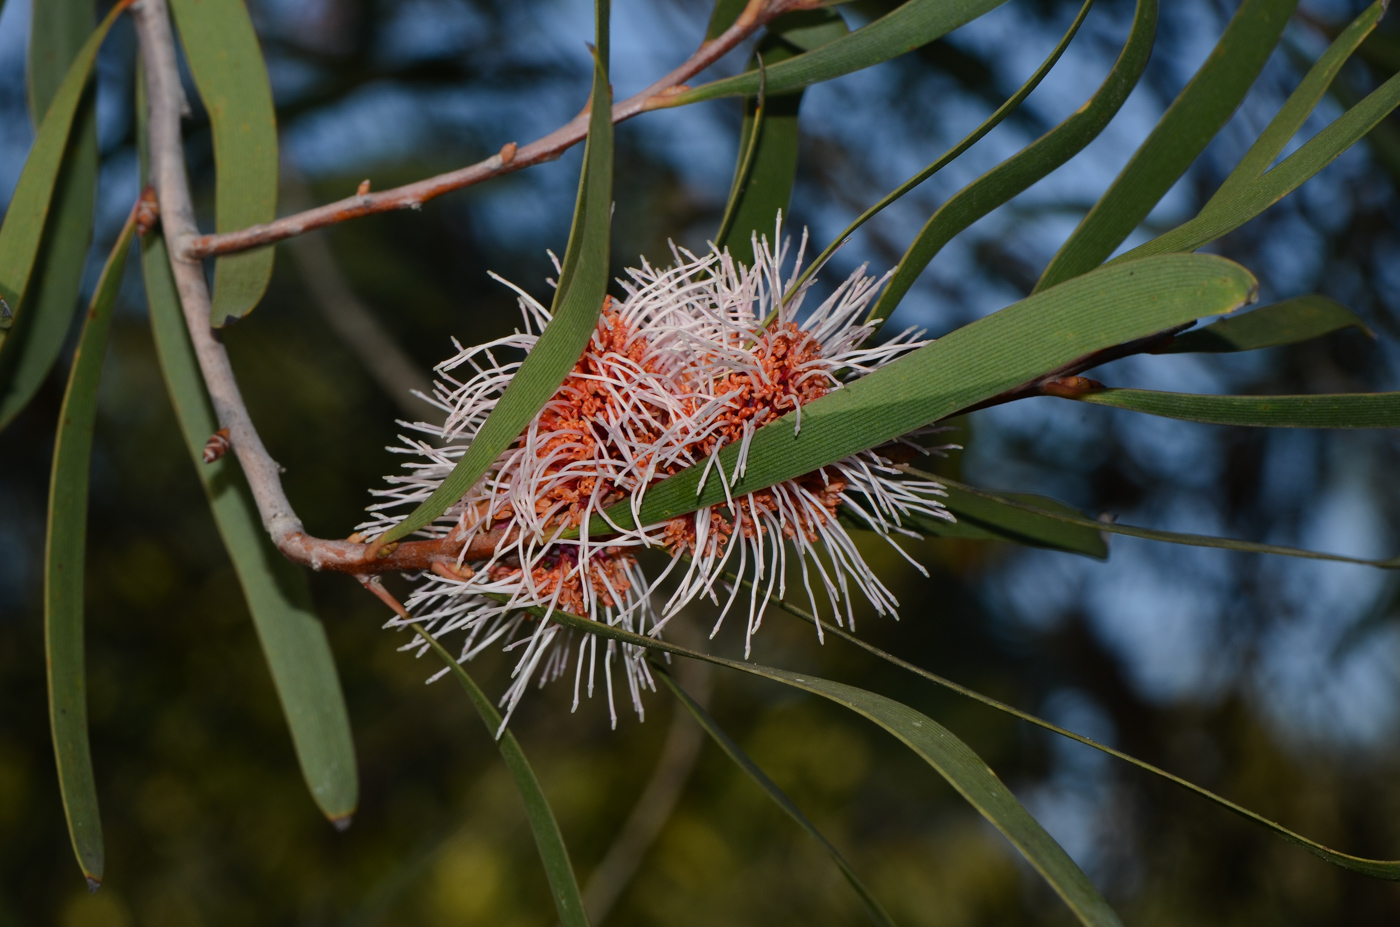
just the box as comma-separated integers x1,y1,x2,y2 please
183,0,810,260
133,0,810,573
277,527,510,576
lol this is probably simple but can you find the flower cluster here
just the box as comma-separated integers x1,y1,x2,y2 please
361,224,952,726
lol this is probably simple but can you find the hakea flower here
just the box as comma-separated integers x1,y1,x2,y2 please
360,220,953,727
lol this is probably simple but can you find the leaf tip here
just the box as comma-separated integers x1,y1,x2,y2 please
85,876,101,893
330,813,354,833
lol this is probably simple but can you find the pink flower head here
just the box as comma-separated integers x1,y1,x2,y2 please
363,219,952,727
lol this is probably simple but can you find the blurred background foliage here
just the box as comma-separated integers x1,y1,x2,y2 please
4,0,1400,923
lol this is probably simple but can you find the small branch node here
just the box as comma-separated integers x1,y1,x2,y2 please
498,141,518,165
135,185,161,236
431,561,475,581
356,179,371,197
1039,375,1105,399
202,427,231,463
358,575,411,620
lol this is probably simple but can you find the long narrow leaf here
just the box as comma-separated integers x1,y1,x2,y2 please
914,482,1108,558
523,606,1123,927
142,231,359,823
168,0,279,325
1121,69,1400,260
410,624,589,927
716,11,849,264
662,0,1011,105
656,668,896,927
1202,0,1386,211
867,0,1158,323
1035,0,1296,291
378,21,615,547
45,199,139,891
795,0,1094,295
767,594,1400,881
583,253,1255,536
911,469,1400,568
0,0,98,430
1159,295,1371,353
1061,387,1400,428
0,1,124,345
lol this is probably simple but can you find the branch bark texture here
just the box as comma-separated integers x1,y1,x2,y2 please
134,0,304,545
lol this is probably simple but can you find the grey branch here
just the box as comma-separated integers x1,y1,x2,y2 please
133,0,304,546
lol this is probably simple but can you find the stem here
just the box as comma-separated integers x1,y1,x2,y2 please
133,0,303,546
183,0,809,261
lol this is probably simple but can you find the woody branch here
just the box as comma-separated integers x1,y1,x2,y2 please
134,0,1183,581
129,0,801,579
182,0,811,261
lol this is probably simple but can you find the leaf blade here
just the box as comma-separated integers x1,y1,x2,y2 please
44,199,138,889
867,0,1158,323
656,668,896,927
665,0,1012,105
587,253,1256,535
1035,0,1297,291
142,231,359,822
771,594,1400,882
914,469,1400,568
716,10,850,264
0,1,121,346
530,607,1122,927
915,483,1108,558
0,0,98,430
410,625,589,927
795,0,1095,295
1064,387,1400,428
1160,295,1371,353
379,31,615,546
168,0,279,325
1202,0,1386,211
1121,69,1400,260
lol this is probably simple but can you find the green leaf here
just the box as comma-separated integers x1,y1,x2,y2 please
716,10,849,265
1159,295,1372,353
582,253,1256,537
528,607,1122,927
794,0,1095,296
911,482,1108,558
867,0,1158,323
769,594,1400,882
656,668,896,927
1121,69,1400,260
1035,0,1297,292
912,469,1400,569
1202,1,1386,211
409,624,589,927
168,0,279,326
0,2,121,351
45,198,137,891
1062,387,1400,428
142,231,359,823
378,23,615,546
0,0,98,430
662,0,1013,106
